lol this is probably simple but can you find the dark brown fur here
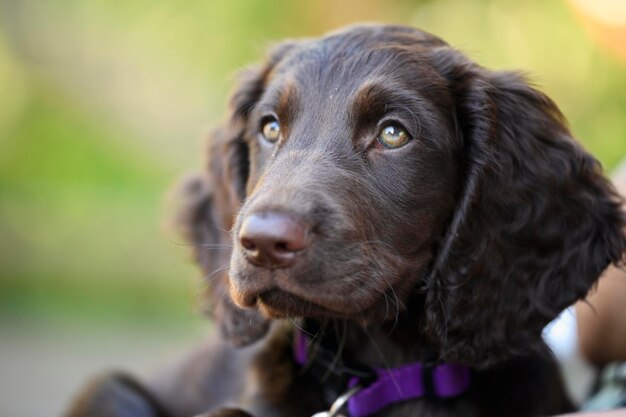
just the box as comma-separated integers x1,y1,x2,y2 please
66,24,626,417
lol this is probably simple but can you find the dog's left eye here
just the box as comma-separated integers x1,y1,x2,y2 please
261,118,281,143
377,124,411,149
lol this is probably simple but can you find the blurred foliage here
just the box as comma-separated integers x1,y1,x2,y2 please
0,0,624,327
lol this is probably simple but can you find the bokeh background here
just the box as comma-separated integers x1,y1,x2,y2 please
1,0,625,416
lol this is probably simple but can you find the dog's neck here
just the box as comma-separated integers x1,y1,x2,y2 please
350,324,436,369
302,300,436,370
295,312,471,417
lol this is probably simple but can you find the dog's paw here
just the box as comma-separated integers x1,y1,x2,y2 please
64,371,167,417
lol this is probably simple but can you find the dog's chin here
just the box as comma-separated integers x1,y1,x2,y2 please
232,287,402,325
256,289,352,319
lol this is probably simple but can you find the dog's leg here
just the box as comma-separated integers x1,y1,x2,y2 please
193,408,253,417
65,372,169,417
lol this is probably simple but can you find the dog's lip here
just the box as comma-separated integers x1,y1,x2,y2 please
229,267,380,318
230,274,380,318
256,289,350,318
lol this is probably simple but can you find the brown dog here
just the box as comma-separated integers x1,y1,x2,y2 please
66,24,626,417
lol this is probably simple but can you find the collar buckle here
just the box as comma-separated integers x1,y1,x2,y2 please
311,385,363,417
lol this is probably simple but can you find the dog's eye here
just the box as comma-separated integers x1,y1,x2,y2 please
377,124,410,149
261,118,281,143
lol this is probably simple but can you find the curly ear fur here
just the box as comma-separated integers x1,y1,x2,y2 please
173,42,299,346
425,48,626,367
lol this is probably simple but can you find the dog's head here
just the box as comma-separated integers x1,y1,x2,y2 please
177,25,626,367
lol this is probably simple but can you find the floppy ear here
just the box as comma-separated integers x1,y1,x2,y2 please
173,42,299,346
424,48,626,368
172,130,268,346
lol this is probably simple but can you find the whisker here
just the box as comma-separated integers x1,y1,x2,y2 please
217,285,232,305
382,288,390,321
436,287,449,355
199,219,234,237
197,243,233,249
363,327,403,396
168,239,233,249
323,319,347,381
380,275,401,333
168,239,195,247
387,103,422,139
288,316,314,337
198,264,230,290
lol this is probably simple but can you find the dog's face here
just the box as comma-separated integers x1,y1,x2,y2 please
229,29,460,322
178,25,625,366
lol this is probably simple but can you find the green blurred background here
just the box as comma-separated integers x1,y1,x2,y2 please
0,0,625,415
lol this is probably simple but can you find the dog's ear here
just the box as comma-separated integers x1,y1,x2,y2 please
173,42,299,346
425,48,626,367
172,138,268,347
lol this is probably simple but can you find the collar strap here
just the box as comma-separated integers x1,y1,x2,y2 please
294,328,471,417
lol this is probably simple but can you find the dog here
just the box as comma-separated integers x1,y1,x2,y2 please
66,24,626,417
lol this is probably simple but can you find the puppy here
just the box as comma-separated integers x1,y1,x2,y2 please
66,24,626,417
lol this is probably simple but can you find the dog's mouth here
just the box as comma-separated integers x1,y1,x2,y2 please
232,284,359,319
256,289,350,318
228,247,410,321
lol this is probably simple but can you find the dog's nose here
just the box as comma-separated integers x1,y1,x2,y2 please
239,212,308,269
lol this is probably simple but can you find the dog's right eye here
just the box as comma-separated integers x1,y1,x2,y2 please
261,117,281,143
377,124,411,149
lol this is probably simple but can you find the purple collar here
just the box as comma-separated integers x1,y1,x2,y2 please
294,328,472,417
